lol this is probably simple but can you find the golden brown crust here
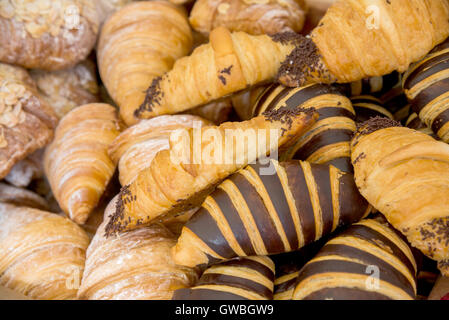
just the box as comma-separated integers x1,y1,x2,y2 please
189,0,307,36
0,203,90,299
78,197,198,300
0,182,49,211
0,63,57,180
30,59,100,119
351,124,449,277
0,0,99,70
44,103,123,224
97,1,193,125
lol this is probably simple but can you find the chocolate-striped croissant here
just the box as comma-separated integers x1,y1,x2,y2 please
403,37,449,143
236,83,356,172
172,160,371,268
351,118,449,276
44,103,123,224
172,256,275,300
406,113,439,139
292,218,418,300
348,72,402,98
351,95,393,124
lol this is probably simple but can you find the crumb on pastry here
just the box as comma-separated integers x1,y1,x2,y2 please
355,116,402,137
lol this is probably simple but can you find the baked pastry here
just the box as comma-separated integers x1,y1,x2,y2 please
403,37,449,143
278,0,449,87
0,0,99,70
173,256,275,300
348,72,402,98
44,103,122,224
0,63,57,180
0,182,49,211
109,115,212,186
96,0,134,24
292,218,418,300
97,1,193,125
189,0,307,36
0,203,89,299
172,159,371,268
406,113,439,140
78,197,198,300
105,108,317,236
351,96,394,124
187,99,234,125
235,83,356,172
4,149,44,188
351,118,449,276
30,59,100,119
134,27,301,119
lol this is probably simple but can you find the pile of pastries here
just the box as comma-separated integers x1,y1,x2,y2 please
0,0,449,301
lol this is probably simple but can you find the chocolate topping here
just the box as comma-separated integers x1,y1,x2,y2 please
104,184,133,237
134,76,163,118
355,116,402,137
262,106,315,136
271,33,327,87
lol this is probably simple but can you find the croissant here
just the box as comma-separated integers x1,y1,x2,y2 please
403,37,449,143
348,72,402,98
0,182,49,211
351,117,449,276
189,0,307,36
187,99,234,125
272,240,325,300
406,113,439,140
44,103,122,224
351,95,394,124
0,203,89,299
104,108,317,236
292,217,418,300
78,197,198,300
172,256,275,300
109,115,212,186
235,83,356,172
97,1,193,125
0,63,58,180
30,59,100,119
134,27,301,119
278,0,449,87
4,149,44,188
172,159,371,268
95,0,134,25
0,0,99,70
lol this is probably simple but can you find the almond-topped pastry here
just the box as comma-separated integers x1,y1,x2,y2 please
0,63,57,180
0,0,99,70
30,59,100,119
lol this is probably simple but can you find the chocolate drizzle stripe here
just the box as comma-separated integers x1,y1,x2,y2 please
282,162,316,244
323,157,353,173
301,287,392,300
218,258,275,281
354,106,391,123
293,129,354,160
198,274,273,299
411,78,449,113
338,224,416,276
232,173,285,254
337,172,369,227
186,207,235,259
262,86,292,114
316,107,355,121
274,276,299,294
249,163,299,250
213,188,256,256
295,260,415,298
310,164,334,236
253,84,279,116
172,288,249,300
315,244,416,294
283,84,342,111
431,108,449,133
404,52,449,90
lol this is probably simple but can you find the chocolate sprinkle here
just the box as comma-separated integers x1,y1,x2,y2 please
104,184,133,237
220,66,233,75
355,116,402,137
262,106,315,136
352,152,366,165
271,33,326,87
218,75,227,85
134,76,163,118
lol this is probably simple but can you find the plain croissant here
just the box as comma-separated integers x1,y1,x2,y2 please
0,203,90,299
105,107,317,236
97,1,193,125
351,117,449,277
44,103,122,224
